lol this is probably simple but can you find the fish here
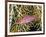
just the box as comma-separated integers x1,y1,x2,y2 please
16,15,37,24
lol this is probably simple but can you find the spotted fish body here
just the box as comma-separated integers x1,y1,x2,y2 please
16,15,37,24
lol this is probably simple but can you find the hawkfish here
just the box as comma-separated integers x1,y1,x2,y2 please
16,15,37,24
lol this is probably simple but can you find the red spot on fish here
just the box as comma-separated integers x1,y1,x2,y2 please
16,15,37,24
